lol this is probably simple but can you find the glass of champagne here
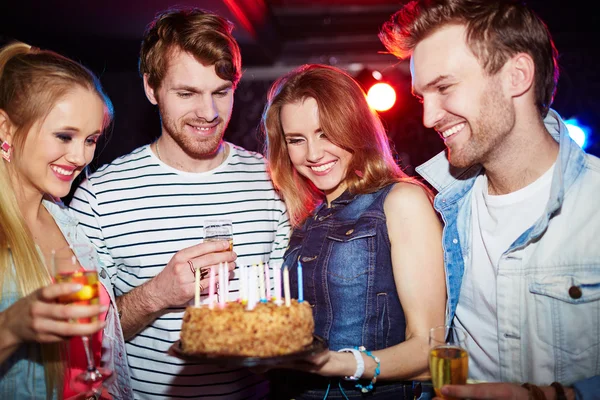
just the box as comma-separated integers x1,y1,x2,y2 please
204,219,233,251
52,244,111,396
429,325,469,399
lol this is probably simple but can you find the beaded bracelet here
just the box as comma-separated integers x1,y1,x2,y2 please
354,346,380,393
551,382,567,400
521,383,547,400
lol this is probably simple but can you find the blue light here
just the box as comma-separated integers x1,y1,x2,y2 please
564,118,590,149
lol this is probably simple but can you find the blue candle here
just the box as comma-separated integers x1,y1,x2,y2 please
297,260,304,302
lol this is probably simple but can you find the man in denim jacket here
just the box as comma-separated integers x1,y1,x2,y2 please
380,0,600,398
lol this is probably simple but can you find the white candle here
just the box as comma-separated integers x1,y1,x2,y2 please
247,264,258,310
209,266,216,309
258,262,266,302
264,263,271,300
274,263,282,305
283,265,291,307
194,266,200,307
239,264,246,304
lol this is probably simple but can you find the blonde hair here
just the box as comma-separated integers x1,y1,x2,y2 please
0,41,113,399
262,64,430,226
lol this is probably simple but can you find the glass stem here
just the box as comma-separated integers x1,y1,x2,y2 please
81,335,96,372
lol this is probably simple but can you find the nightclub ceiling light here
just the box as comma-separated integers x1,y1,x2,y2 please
355,68,397,112
564,117,590,149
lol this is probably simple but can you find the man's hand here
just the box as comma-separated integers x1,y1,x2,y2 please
145,239,236,310
434,383,529,399
434,382,578,400
117,239,236,339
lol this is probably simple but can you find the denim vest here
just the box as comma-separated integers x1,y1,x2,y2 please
416,109,600,397
0,199,133,400
0,282,52,399
276,185,432,399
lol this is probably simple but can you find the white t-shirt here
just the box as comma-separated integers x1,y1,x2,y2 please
454,165,554,381
70,143,291,400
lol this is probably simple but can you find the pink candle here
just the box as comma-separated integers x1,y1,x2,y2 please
274,263,282,305
194,266,200,307
218,262,226,308
264,262,271,300
283,265,291,307
208,265,216,309
247,264,258,310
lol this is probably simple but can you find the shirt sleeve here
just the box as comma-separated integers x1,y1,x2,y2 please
572,375,600,400
69,178,119,291
269,196,291,263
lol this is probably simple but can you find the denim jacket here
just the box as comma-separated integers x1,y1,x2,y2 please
0,199,133,400
416,109,600,398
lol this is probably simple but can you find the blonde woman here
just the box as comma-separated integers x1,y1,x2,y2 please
0,42,131,399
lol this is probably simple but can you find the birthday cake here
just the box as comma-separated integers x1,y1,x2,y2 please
180,299,314,357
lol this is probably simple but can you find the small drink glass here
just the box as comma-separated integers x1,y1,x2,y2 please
429,325,469,399
203,219,233,251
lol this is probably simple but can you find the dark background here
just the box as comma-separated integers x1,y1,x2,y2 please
2,0,599,196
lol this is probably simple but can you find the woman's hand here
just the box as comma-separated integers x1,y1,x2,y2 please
267,350,362,378
1,282,107,348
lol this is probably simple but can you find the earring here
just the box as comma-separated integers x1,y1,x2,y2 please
1,140,11,162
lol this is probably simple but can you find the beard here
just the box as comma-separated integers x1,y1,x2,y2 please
160,113,229,159
447,78,515,169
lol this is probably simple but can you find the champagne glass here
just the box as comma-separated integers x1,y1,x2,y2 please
204,219,233,251
429,325,469,399
52,244,110,396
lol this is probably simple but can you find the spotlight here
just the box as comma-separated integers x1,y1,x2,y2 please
355,68,397,112
367,83,396,112
564,117,590,149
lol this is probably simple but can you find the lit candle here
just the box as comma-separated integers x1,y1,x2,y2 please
248,264,258,310
283,265,291,307
223,262,229,302
218,262,226,309
264,262,271,300
297,260,304,303
274,263,282,305
194,266,200,307
209,265,216,309
258,262,266,302
239,264,246,303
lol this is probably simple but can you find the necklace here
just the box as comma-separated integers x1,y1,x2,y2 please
155,140,162,161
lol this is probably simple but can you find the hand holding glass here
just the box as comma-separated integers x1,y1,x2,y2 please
52,244,111,396
204,219,233,251
429,325,469,399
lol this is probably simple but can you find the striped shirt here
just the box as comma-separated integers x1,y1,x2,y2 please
70,143,291,399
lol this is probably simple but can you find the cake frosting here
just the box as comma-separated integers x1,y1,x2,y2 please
180,299,314,357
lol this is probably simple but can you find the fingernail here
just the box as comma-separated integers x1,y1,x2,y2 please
440,386,450,394
71,284,83,291
99,305,109,312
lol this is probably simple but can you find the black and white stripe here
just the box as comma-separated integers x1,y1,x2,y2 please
71,143,290,399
